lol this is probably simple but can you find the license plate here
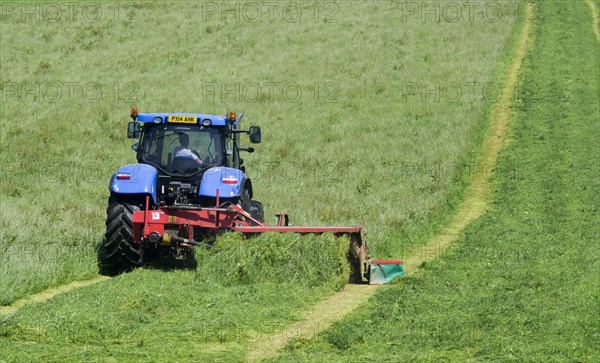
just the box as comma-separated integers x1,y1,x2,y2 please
168,116,197,124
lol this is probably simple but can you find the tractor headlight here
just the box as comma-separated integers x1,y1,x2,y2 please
153,117,162,124
202,119,212,126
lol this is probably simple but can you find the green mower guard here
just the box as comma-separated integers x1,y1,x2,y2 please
368,260,404,284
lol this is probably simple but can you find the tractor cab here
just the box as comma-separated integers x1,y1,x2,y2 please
140,124,224,176
112,107,261,208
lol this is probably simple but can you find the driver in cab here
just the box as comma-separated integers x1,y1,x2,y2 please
174,133,204,166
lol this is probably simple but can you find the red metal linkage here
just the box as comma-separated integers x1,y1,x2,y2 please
232,226,362,233
131,204,264,241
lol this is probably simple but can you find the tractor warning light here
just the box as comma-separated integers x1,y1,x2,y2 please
131,106,139,120
227,111,236,122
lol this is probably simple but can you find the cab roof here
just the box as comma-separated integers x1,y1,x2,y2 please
136,113,236,126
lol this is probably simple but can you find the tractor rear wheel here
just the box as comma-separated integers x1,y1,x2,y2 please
239,188,251,212
249,200,265,223
98,198,143,276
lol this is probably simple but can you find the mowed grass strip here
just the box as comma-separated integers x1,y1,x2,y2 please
269,2,600,361
1,1,515,303
0,233,350,361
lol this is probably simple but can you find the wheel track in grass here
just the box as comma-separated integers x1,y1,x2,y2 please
246,4,535,362
0,275,109,316
585,0,600,42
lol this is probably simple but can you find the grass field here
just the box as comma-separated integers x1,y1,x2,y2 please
267,1,600,361
1,1,515,303
3,0,595,362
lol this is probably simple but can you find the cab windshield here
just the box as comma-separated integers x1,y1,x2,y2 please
142,125,223,175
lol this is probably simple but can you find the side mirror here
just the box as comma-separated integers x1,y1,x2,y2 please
248,126,261,144
127,122,141,139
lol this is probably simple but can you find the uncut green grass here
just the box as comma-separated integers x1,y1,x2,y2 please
0,1,516,304
270,2,600,361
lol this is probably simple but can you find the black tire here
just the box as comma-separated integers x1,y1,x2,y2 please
98,198,143,276
239,188,251,212
183,249,198,270
249,200,265,223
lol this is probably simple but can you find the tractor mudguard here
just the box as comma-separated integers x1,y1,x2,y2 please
109,164,158,203
199,167,247,198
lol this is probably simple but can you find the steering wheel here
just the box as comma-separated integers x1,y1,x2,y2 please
188,150,203,164
203,155,214,165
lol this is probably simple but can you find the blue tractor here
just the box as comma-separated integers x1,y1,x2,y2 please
98,107,263,276
99,108,402,283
